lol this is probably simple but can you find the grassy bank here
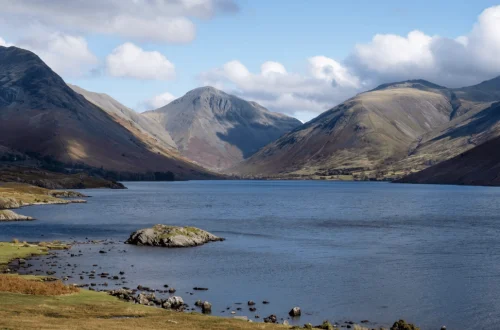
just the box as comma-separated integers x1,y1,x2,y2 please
0,183,86,221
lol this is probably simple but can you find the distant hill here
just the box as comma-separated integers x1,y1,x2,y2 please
0,46,213,180
143,86,301,171
233,78,500,180
397,117,500,186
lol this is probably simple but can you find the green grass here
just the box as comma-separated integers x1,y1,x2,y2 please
0,242,48,268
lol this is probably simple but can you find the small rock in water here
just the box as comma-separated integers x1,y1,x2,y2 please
202,301,212,314
193,287,208,291
264,315,277,323
289,307,301,317
248,300,255,306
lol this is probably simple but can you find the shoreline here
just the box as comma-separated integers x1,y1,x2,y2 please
9,240,413,330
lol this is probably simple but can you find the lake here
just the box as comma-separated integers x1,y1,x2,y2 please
2,180,500,329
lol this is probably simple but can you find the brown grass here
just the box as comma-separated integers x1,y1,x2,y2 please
0,275,79,295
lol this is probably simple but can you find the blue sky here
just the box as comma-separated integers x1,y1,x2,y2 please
1,0,500,121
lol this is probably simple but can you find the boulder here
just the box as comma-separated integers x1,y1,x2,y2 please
163,296,184,310
202,301,212,314
264,315,277,323
126,224,225,248
289,307,301,317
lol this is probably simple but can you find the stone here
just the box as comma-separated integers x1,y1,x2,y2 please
289,307,301,317
264,315,277,323
163,296,184,310
202,301,212,314
248,300,255,306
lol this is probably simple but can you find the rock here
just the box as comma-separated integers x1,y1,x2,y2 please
193,287,208,291
264,315,277,323
195,300,203,307
289,307,301,317
168,288,176,293
18,259,26,264
304,323,313,329
99,250,106,254
441,327,447,330
247,300,255,306
202,301,212,314
163,296,184,310
249,307,256,312
0,210,34,221
390,320,420,330
125,224,225,248
262,300,269,304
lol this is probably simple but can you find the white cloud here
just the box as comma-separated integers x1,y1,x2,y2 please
0,37,12,47
202,5,500,122
0,0,238,44
106,43,176,80
349,5,500,87
200,58,359,120
146,91,177,109
18,33,98,78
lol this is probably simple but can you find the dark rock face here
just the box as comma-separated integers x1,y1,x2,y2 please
125,224,224,248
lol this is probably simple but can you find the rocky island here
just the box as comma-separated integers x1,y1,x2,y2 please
126,224,225,248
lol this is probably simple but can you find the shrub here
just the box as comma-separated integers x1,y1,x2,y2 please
0,275,79,296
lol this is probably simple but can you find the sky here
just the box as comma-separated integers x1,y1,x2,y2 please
1,0,500,122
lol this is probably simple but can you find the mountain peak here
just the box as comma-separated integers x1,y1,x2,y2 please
370,79,446,93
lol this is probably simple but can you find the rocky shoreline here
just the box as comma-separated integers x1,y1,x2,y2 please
0,210,34,221
4,239,420,330
0,182,87,222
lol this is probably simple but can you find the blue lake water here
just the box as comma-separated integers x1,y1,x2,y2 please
2,180,500,329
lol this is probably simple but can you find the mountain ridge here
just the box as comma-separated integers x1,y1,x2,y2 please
0,46,214,180
143,86,302,171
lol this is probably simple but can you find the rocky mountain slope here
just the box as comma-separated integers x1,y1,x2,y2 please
143,87,301,171
397,120,500,186
0,46,212,179
234,78,500,179
69,84,177,151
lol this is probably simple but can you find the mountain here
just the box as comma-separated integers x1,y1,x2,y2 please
233,78,500,179
0,46,212,179
397,120,500,186
143,86,301,171
68,84,177,153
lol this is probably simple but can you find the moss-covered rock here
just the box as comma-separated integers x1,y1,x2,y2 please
126,224,225,248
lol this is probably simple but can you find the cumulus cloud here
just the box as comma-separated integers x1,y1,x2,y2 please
106,43,176,80
349,5,500,87
200,58,361,120
17,33,98,78
202,5,500,121
0,0,239,44
145,91,177,109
